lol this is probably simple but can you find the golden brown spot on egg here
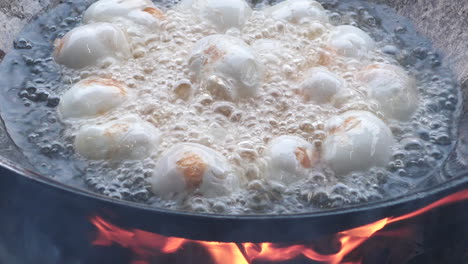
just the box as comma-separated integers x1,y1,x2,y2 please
344,117,362,130
365,64,382,71
96,109,107,116
83,78,127,96
143,7,166,20
104,123,130,137
53,38,64,58
295,147,312,168
329,117,362,135
176,152,206,189
358,64,383,81
203,45,226,65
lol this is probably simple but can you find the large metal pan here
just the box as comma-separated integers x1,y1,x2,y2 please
0,0,466,243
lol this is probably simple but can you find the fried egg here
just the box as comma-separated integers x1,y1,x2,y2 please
188,34,263,100
265,0,328,24
326,25,376,58
359,63,418,121
150,143,236,199
180,0,252,32
83,0,165,28
59,77,128,119
54,23,132,69
322,110,394,176
300,67,345,104
74,115,160,160
266,135,317,184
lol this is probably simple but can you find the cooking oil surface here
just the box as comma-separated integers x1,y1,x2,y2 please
0,0,461,214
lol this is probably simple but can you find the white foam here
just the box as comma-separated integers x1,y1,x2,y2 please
56,1,435,212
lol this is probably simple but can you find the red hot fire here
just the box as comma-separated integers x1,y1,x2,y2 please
91,189,468,264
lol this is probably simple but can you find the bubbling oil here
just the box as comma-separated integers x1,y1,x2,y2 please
0,0,460,214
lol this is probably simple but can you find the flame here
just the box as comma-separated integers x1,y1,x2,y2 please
90,189,468,264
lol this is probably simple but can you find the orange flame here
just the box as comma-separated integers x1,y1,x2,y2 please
91,189,468,264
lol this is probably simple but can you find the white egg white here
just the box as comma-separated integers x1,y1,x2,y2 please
266,135,317,184
54,22,132,69
83,0,165,28
359,63,418,121
59,77,128,119
74,115,160,160
265,0,328,24
300,67,345,104
179,0,252,32
322,110,394,176
151,143,236,199
189,34,263,100
326,25,376,58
